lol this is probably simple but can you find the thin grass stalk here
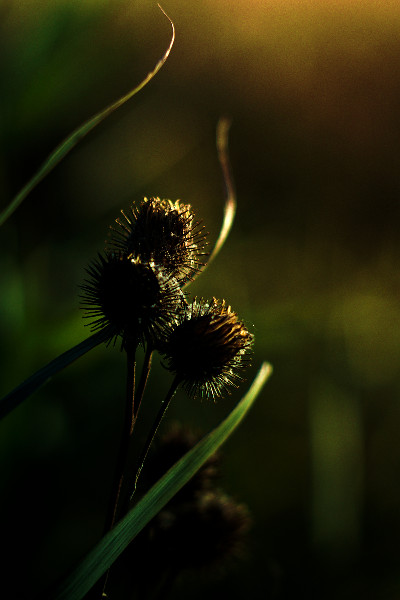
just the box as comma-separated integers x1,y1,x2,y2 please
0,327,113,421
0,5,174,227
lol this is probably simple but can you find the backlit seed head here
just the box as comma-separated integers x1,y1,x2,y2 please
107,197,208,284
80,253,184,349
160,298,254,399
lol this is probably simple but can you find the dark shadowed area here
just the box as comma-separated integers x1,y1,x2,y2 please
1,1,400,598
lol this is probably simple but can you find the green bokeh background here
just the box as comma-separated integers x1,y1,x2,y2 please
1,1,400,598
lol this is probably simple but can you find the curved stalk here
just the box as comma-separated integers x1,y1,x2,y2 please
0,6,175,226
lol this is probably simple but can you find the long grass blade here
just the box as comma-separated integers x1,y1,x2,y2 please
0,327,112,420
0,5,175,227
49,362,272,600
206,117,237,269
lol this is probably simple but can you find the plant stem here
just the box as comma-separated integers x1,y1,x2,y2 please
95,346,137,600
130,374,181,500
104,345,137,535
133,345,153,420
113,346,154,522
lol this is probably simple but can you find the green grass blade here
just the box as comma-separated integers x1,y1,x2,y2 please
49,362,273,600
0,6,174,227
0,327,112,420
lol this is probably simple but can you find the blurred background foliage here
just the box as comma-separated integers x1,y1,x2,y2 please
1,0,400,598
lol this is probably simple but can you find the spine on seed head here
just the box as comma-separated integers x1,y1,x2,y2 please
106,197,209,285
80,252,184,349
159,297,254,399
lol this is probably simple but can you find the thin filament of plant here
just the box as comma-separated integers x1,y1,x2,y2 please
131,374,181,499
133,346,153,421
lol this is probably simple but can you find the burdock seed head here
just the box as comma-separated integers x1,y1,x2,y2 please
160,298,254,399
80,252,184,349
107,197,208,284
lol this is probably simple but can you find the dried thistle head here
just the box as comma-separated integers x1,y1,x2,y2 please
80,252,184,349
107,197,208,285
160,298,254,399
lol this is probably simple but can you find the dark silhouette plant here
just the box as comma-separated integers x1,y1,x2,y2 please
80,191,254,599
0,8,272,600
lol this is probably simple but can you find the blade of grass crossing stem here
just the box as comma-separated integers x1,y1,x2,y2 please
50,362,272,600
0,327,112,420
0,5,174,227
